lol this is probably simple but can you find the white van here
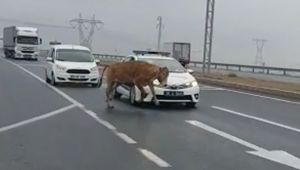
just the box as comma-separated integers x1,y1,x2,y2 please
45,44,100,87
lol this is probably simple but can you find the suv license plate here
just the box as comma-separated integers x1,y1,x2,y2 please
70,75,85,79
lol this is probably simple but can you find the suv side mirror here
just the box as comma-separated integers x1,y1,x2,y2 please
95,59,100,64
46,57,53,62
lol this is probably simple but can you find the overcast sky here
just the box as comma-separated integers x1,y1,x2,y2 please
1,0,300,68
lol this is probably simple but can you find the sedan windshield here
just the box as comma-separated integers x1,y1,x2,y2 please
56,49,94,62
139,58,186,73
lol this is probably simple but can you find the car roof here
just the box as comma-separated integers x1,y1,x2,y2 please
52,44,90,51
135,55,173,60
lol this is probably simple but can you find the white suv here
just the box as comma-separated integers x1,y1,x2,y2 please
45,44,100,87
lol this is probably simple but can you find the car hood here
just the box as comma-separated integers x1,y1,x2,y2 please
166,72,196,85
55,60,96,69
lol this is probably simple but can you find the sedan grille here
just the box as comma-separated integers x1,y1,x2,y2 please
156,95,192,101
67,69,90,74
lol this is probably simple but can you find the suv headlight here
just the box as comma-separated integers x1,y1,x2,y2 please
56,65,67,71
90,66,98,72
185,80,198,87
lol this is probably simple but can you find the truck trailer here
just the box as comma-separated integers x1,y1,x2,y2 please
3,26,42,60
163,42,191,67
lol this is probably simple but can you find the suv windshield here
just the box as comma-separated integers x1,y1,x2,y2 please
139,58,186,73
17,36,38,45
56,49,94,62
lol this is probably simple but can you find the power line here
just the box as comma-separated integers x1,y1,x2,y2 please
70,13,104,50
202,0,216,73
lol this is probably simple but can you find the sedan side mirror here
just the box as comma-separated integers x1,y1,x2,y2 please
187,69,194,74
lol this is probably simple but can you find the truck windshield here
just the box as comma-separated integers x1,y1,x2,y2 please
56,49,94,62
17,36,38,45
139,58,187,73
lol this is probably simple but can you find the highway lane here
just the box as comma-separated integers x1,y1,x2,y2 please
0,57,300,170
0,58,164,170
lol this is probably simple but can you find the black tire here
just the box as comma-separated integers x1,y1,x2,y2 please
51,73,57,86
45,70,50,84
186,102,196,108
114,90,122,98
129,86,139,105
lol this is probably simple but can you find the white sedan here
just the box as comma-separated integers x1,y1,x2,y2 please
115,55,200,107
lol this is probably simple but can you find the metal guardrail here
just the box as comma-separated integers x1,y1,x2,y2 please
93,53,300,77
190,61,300,77
38,51,300,77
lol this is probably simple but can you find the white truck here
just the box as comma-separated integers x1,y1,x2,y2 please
3,26,42,60
163,42,191,67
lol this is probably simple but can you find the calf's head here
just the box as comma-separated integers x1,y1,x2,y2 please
157,67,169,86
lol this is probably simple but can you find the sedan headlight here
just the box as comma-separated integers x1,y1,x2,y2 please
153,79,160,86
56,65,67,71
185,80,198,87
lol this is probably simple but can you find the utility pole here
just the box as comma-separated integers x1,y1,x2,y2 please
253,38,267,66
70,13,103,50
156,16,163,51
202,0,216,73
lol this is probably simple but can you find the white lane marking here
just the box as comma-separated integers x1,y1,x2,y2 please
224,88,300,105
138,148,171,168
201,84,300,105
115,132,137,144
186,120,300,170
212,106,300,134
0,104,76,133
186,120,262,151
3,59,84,108
84,110,116,130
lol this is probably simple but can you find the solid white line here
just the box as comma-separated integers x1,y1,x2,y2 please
186,120,264,151
202,84,300,105
224,88,300,105
3,59,84,108
138,148,171,168
212,106,300,133
115,132,137,144
0,104,76,133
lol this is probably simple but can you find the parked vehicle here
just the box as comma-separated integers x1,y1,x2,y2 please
45,44,100,87
163,42,191,67
115,50,200,107
3,26,42,60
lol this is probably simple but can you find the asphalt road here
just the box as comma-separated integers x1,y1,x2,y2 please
0,56,300,170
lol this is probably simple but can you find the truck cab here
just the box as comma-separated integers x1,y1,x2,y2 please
3,26,42,60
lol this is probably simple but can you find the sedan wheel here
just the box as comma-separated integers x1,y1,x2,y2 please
129,86,138,105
